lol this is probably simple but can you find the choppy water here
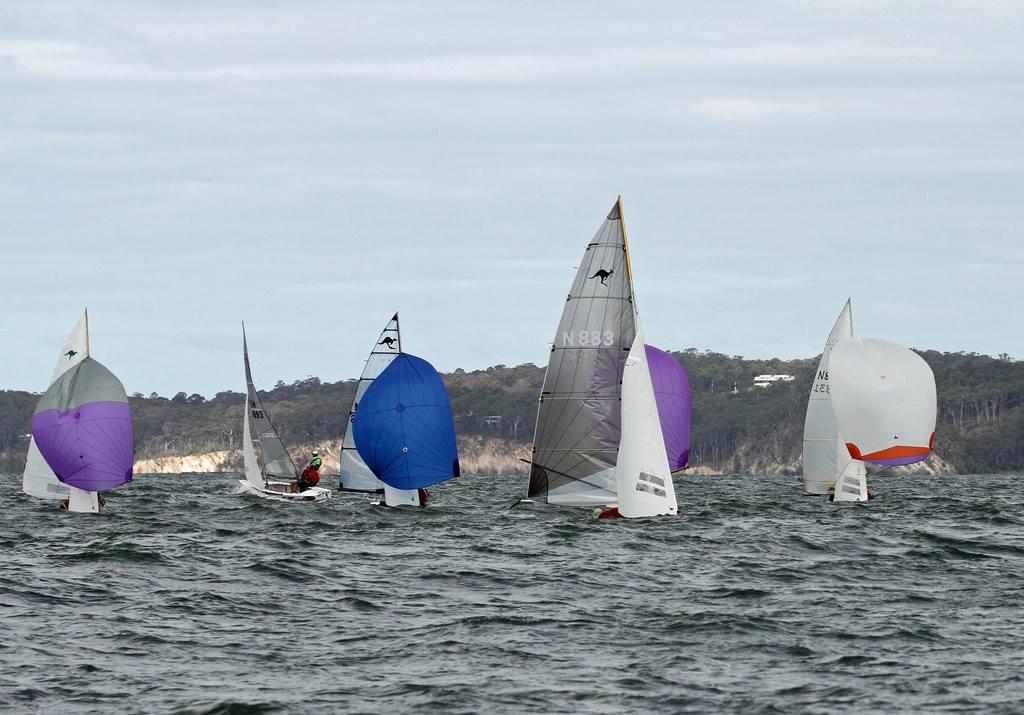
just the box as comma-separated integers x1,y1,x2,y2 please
2,472,1024,713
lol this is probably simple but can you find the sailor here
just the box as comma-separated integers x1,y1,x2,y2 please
418,488,429,507
307,450,322,473
293,450,322,493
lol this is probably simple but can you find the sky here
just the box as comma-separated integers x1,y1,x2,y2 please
1,1,1021,396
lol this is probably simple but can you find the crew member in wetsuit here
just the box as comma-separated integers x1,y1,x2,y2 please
294,450,322,492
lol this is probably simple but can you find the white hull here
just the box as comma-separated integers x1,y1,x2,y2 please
238,480,331,503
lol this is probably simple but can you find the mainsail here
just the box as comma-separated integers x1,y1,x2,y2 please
645,344,692,472
242,325,298,482
828,337,937,466
527,197,637,506
22,310,89,499
616,330,677,518
340,314,401,492
31,357,134,492
802,300,854,495
353,353,460,490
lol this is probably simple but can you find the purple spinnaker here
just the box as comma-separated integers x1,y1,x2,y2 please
31,358,135,492
645,345,692,471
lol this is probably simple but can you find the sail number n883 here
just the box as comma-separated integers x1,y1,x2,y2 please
561,331,615,347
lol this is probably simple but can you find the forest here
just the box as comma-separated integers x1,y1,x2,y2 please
1,349,1021,474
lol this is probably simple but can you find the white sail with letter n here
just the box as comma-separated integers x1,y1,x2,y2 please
802,300,854,496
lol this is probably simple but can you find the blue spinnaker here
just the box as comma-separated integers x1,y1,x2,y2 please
353,353,460,490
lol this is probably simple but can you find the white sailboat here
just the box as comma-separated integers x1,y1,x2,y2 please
338,313,421,507
21,309,101,511
802,301,937,502
525,196,677,519
237,325,331,503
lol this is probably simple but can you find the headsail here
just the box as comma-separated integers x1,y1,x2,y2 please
527,197,637,506
802,299,853,495
353,353,459,490
22,310,90,499
242,325,298,481
828,337,937,466
616,331,677,518
340,314,401,492
645,344,692,472
31,357,134,492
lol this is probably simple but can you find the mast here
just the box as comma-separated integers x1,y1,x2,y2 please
84,307,91,358
617,195,639,316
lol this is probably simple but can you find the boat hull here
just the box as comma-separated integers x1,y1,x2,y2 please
238,480,331,503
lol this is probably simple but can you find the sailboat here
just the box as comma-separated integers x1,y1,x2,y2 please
237,325,331,503
29,310,134,513
352,353,459,503
338,313,421,507
525,197,677,519
802,301,937,502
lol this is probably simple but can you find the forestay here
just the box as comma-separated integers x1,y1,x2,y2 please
829,337,937,466
802,300,854,495
645,344,692,472
617,331,677,518
242,326,298,481
340,314,401,492
22,310,89,499
31,357,134,492
353,353,459,491
527,198,636,506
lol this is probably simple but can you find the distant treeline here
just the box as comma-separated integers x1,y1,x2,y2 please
1,350,1022,474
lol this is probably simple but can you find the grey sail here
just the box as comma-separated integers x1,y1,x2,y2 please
242,325,298,481
339,314,401,492
527,197,637,506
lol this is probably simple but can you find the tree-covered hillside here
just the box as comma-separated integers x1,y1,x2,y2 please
1,350,1021,474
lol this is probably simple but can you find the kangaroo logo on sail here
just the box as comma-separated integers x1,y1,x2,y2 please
65,350,78,360
378,337,398,350
589,268,614,286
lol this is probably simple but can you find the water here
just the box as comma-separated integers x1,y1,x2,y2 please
2,473,1024,713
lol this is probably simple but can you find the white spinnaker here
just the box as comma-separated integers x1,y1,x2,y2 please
802,300,854,495
22,310,89,499
242,396,263,488
616,330,677,518
340,314,400,492
831,459,868,502
829,337,937,463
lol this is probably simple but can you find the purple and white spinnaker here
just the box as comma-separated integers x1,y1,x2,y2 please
31,358,134,497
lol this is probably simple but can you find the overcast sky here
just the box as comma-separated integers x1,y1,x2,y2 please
2,1,1021,396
